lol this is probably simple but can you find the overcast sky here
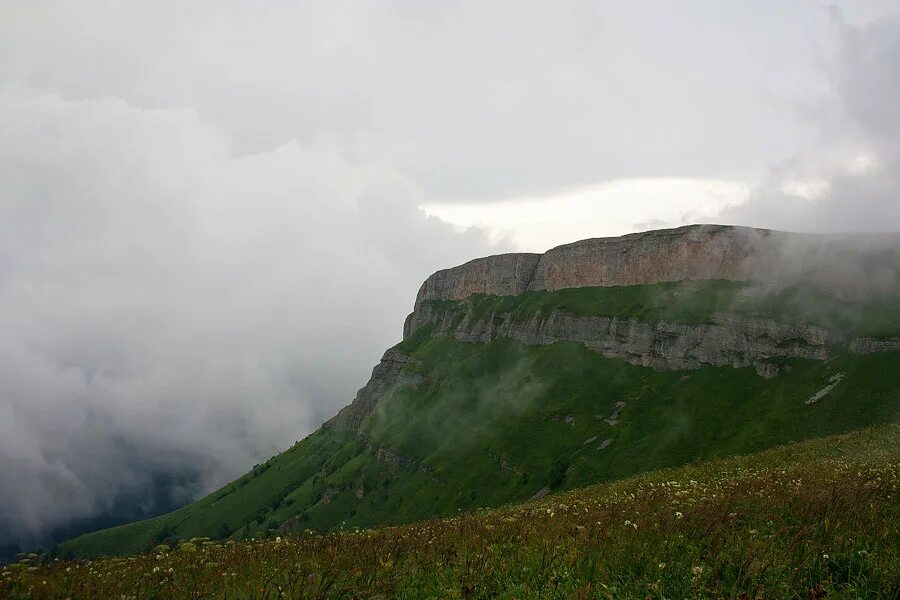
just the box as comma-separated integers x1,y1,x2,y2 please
1,1,899,550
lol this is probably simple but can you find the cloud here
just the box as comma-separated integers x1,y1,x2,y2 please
718,11,900,233
0,1,848,203
1,0,899,554
0,86,496,550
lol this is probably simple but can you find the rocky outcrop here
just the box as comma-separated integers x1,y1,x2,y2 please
326,349,423,433
277,516,303,536
410,225,759,313
425,307,830,374
849,337,900,354
416,253,541,304
527,225,767,292
405,225,900,338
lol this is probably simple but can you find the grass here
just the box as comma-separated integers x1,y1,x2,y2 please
8,425,899,599
57,278,900,559
60,337,900,559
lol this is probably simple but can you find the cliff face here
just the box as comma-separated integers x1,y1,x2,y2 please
412,225,757,307
406,224,900,338
430,308,830,377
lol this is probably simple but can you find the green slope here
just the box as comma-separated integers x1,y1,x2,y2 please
19,426,900,598
60,282,900,558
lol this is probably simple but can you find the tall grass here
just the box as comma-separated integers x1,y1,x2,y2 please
7,425,898,599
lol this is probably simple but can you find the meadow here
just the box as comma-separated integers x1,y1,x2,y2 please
7,425,898,599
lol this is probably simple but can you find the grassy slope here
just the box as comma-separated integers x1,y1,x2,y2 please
60,281,900,558
13,426,900,599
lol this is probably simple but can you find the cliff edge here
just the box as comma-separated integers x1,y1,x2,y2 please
405,224,900,338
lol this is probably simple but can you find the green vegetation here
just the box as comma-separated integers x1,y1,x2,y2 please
56,278,900,560
9,426,899,599
428,279,900,337
60,335,900,558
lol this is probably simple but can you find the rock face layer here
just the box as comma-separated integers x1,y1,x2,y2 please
430,307,830,377
527,225,767,292
413,225,758,307
406,225,900,338
327,349,423,433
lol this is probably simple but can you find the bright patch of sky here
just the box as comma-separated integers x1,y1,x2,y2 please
422,178,751,251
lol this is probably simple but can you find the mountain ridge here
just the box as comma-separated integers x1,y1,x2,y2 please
58,224,900,558
406,224,900,337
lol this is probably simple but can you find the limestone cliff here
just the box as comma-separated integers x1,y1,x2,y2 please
429,308,830,377
327,224,900,438
405,225,900,338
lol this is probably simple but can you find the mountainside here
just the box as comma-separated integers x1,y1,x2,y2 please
17,426,900,598
60,225,900,558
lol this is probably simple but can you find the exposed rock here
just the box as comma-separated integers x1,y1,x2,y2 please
849,337,900,354
405,225,900,338
416,253,541,304
755,362,780,378
424,306,830,375
529,485,551,501
604,402,626,426
597,438,613,450
806,373,845,405
277,516,302,536
487,451,514,472
368,442,418,470
528,224,766,292
327,349,423,432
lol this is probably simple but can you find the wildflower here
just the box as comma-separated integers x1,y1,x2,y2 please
823,554,829,560
675,511,683,519
275,536,282,543
691,565,704,576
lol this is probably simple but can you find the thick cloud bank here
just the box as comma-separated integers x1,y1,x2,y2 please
0,88,494,551
720,12,900,232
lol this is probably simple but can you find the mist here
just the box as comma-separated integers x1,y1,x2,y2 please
0,89,498,553
718,10,900,234
2,1,899,556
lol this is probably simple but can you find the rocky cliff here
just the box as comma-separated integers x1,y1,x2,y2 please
429,308,830,377
405,225,900,338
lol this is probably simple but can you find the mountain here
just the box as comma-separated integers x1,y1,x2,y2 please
59,224,900,557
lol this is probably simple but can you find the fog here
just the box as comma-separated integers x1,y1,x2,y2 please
1,1,898,553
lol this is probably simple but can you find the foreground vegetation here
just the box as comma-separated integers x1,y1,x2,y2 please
7,425,899,598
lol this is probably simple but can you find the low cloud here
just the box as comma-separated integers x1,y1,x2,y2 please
718,11,900,233
0,87,497,551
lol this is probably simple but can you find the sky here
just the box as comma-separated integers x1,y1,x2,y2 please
1,0,899,551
